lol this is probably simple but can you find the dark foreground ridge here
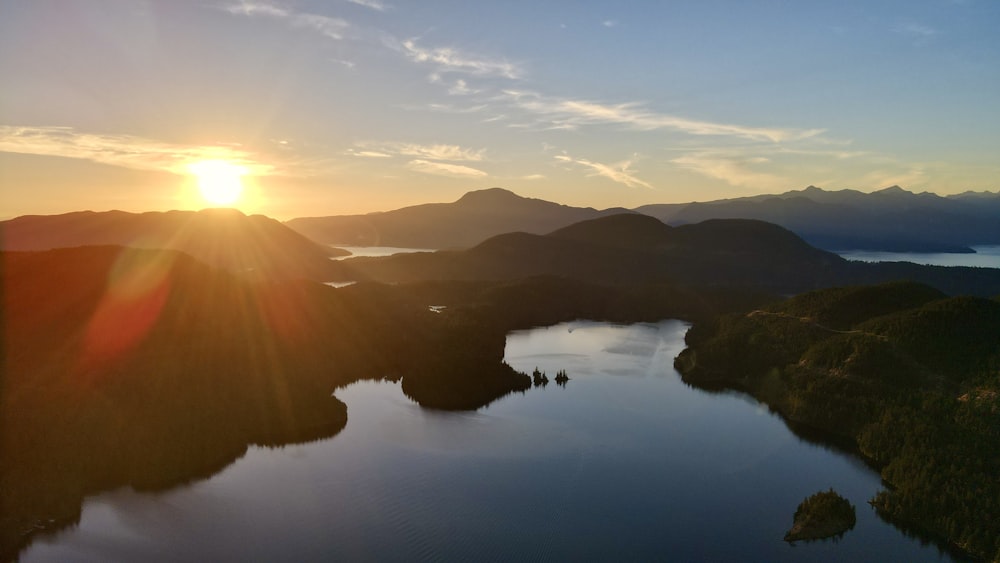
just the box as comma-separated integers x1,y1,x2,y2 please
675,282,1000,561
0,245,767,561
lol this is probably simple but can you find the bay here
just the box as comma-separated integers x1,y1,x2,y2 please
331,246,436,260
837,245,1000,268
22,321,956,562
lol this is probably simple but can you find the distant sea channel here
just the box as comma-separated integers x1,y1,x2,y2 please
837,245,1000,268
325,246,437,288
332,246,436,260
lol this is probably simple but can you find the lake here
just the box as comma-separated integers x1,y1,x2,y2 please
838,245,1000,268
22,321,956,562
331,246,436,260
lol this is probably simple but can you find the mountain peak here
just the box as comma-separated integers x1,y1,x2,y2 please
455,187,523,205
874,185,908,195
547,213,673,247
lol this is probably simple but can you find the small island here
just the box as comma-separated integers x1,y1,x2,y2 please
784,489,857,542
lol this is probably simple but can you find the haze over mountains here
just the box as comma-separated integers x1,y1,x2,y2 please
6,187,1000,297
637,185,1000,253
285,186,1000,254
0,208,344,280
285,187,632,249
325,213,1000,297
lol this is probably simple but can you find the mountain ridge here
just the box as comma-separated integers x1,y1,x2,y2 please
325,212,1000,296
0,208,343,280
636,185,1000,253
285,187,634,249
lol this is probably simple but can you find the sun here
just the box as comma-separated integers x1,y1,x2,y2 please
188,160,248,206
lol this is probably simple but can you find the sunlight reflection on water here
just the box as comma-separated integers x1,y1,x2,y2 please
23,320,958,563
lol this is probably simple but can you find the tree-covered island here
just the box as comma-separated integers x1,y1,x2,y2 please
784,489,857,542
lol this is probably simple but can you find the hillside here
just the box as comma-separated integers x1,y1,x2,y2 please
636,185,1000,252
285,187,632,249
675,282,1000,560
325,213,1000,296
0,208,346,280
0,242,774,561
1,245,543,561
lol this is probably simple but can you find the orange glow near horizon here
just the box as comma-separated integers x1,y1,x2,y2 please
188,160,248,207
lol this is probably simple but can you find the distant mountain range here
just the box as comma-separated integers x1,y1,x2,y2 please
636,185,1000,253
0,208,343,280
326,213,1000,296
5,186,1000,294
284,185,1000,253
285,187,632,249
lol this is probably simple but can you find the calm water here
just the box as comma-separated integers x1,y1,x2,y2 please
838,246,1000,268
23,321,955,562
332,246,436,260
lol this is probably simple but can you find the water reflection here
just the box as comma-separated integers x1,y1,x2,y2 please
23,321,958,562
837,246,1000,268
331,246,436,260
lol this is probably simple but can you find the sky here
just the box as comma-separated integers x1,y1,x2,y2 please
2,0,999,220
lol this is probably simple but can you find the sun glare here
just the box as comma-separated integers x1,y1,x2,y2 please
188,160,248,206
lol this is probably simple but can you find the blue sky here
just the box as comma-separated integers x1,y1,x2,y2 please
2,0,998,219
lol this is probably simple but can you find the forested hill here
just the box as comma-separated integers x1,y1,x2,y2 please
675,282,1000,561
285,187,631,249
1,243,773,561
326,213,1000,296
0,208,346,280
0,245,538,561
636,185,1000,253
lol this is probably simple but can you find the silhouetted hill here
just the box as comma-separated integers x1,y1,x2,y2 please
0,208,346,280
548,212,675,248
285,187,632,249
325,213,1000,296
636,185,1000,252
676,282,1000,561
0,245,537,561
2,242,779,561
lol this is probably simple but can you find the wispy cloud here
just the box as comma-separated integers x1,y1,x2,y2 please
0,125,273,175
670,151,787,190
448,79,479,96
555,154,653,189
332,58,357,70
399,102,488,114
602,20,617,28
400,39,521,79
503,90,823,143
346,0,387,12
407,159,487,177
893,22,938,38
352,141,485,161
399,143,484,161
223,1,349,40
346,149,392,158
